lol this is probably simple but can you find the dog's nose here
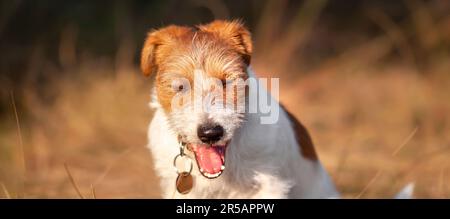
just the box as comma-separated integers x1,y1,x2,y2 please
197,124,224,144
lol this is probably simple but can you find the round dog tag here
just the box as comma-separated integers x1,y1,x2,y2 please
176,172,193,194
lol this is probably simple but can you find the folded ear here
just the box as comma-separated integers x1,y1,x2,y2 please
140,25,192,76
198,20,253,65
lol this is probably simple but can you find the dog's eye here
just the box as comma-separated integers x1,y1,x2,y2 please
171,79,189,93
172,83,184,92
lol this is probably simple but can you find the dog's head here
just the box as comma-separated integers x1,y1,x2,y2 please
141,20,252,178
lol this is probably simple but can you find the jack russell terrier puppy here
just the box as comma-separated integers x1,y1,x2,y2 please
141,19,340,198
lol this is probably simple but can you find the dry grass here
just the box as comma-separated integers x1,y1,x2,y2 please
0,64,160,198
278,64,450,198
0,0,449,198
1,59,449,199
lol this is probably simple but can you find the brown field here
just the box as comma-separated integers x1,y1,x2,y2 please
1,0,449,198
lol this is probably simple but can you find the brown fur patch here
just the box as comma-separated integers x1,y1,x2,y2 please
197,20,252,65
140,20,252,113
281,105,318,161
140,25,193,76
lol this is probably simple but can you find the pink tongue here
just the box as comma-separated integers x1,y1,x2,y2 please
192,145,225,175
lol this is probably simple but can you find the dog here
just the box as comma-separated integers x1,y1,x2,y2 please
140,20,340,198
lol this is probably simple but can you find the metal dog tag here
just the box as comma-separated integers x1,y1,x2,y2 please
174,140,194,195
176,172,193,194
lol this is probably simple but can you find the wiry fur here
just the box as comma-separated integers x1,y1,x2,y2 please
148,69,339,198
143,20,340,198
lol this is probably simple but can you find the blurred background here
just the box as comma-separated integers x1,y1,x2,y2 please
0,0,449,198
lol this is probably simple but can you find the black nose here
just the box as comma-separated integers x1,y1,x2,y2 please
197,124,224,144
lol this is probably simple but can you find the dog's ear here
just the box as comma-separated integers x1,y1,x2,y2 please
198,20,253,65
140,25,192,76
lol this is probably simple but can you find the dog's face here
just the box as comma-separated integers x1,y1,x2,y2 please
141,20,252,178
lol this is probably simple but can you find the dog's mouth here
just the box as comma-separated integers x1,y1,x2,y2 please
188,143,227,179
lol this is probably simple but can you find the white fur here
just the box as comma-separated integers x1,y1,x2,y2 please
394,183,415,199
147,68,339,198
